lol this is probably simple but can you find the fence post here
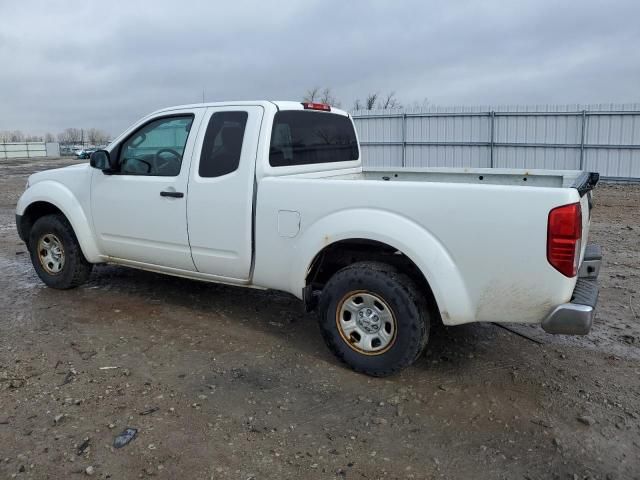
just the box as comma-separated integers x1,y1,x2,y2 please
579,110,587,170
401,113,407,167
489,111,495,168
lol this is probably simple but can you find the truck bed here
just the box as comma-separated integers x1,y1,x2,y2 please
254,165,597,327
320,167,594,191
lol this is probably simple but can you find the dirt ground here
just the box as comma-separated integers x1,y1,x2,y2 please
0,158,639,480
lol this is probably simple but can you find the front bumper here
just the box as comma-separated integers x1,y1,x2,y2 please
541,245,601,335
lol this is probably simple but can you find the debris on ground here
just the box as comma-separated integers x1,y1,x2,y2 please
77,438,90,456
60,370,75,386
577,415,596,426
139,407,159,416
113,428,138,449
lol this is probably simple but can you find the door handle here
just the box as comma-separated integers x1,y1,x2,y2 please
160,191,184,198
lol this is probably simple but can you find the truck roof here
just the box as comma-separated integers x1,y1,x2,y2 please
152,101,350,117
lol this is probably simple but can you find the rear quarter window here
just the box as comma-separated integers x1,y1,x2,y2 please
199,111,248,178
269,111,359,167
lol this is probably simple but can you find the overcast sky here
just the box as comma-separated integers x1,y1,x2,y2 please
1,0,639,136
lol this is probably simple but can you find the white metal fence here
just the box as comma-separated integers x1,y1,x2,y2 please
352,104,640,180
0,142,60,159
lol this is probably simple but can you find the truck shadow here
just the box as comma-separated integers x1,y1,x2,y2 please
30,263,525,377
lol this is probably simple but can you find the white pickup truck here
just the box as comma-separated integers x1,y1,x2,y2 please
16,101,601,376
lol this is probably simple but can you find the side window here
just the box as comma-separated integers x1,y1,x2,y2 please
199,111,248,178
119,116,194,176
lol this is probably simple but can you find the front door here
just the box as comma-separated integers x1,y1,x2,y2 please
91,111,203,271
187,105,264,280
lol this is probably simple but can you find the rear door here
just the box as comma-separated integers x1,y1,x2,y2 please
187,105,264,280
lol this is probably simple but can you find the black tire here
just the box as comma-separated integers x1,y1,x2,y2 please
28,214,93,289
318,261,430,376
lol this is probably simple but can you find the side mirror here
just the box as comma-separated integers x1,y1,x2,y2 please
89,150,118,173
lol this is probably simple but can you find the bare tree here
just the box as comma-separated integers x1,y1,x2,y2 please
44,133,55,142
379,91,401,109
0,131,51,143
57,128,83,145
365,93,378,110
303,87,321,103
303,87,341,107
9,130,25,142
86,128,110,145
352,99,363,111
319,88,341,107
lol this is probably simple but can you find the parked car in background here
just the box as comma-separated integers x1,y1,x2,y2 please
15,100,601,376
74,149,95,159
59,146,75,156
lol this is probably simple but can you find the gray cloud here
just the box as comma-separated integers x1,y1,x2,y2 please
1,0,638,136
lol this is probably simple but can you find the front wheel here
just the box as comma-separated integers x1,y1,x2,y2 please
28,214,93,289
318,262,430,376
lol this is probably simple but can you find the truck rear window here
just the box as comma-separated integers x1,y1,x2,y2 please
269,111,359,167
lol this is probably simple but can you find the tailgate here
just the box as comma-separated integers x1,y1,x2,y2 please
573,172,599,265
579,192,592,263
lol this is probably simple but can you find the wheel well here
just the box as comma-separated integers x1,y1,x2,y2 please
305,239,439,319
19,202,64,245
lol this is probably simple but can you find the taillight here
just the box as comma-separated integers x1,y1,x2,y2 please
301,102,331,111
547,202,582,277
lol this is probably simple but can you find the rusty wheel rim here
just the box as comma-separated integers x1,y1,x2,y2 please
37,233,65,275
336,290,397,355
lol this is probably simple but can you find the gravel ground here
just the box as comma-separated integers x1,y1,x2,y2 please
0,158,639,480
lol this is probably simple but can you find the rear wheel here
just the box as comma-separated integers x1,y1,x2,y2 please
318,262,430,376
28,214,93,289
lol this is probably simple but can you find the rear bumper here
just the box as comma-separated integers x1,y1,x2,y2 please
541,245,601,335
578,244,602,279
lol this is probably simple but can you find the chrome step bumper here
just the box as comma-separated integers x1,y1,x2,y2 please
542,245,601,335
